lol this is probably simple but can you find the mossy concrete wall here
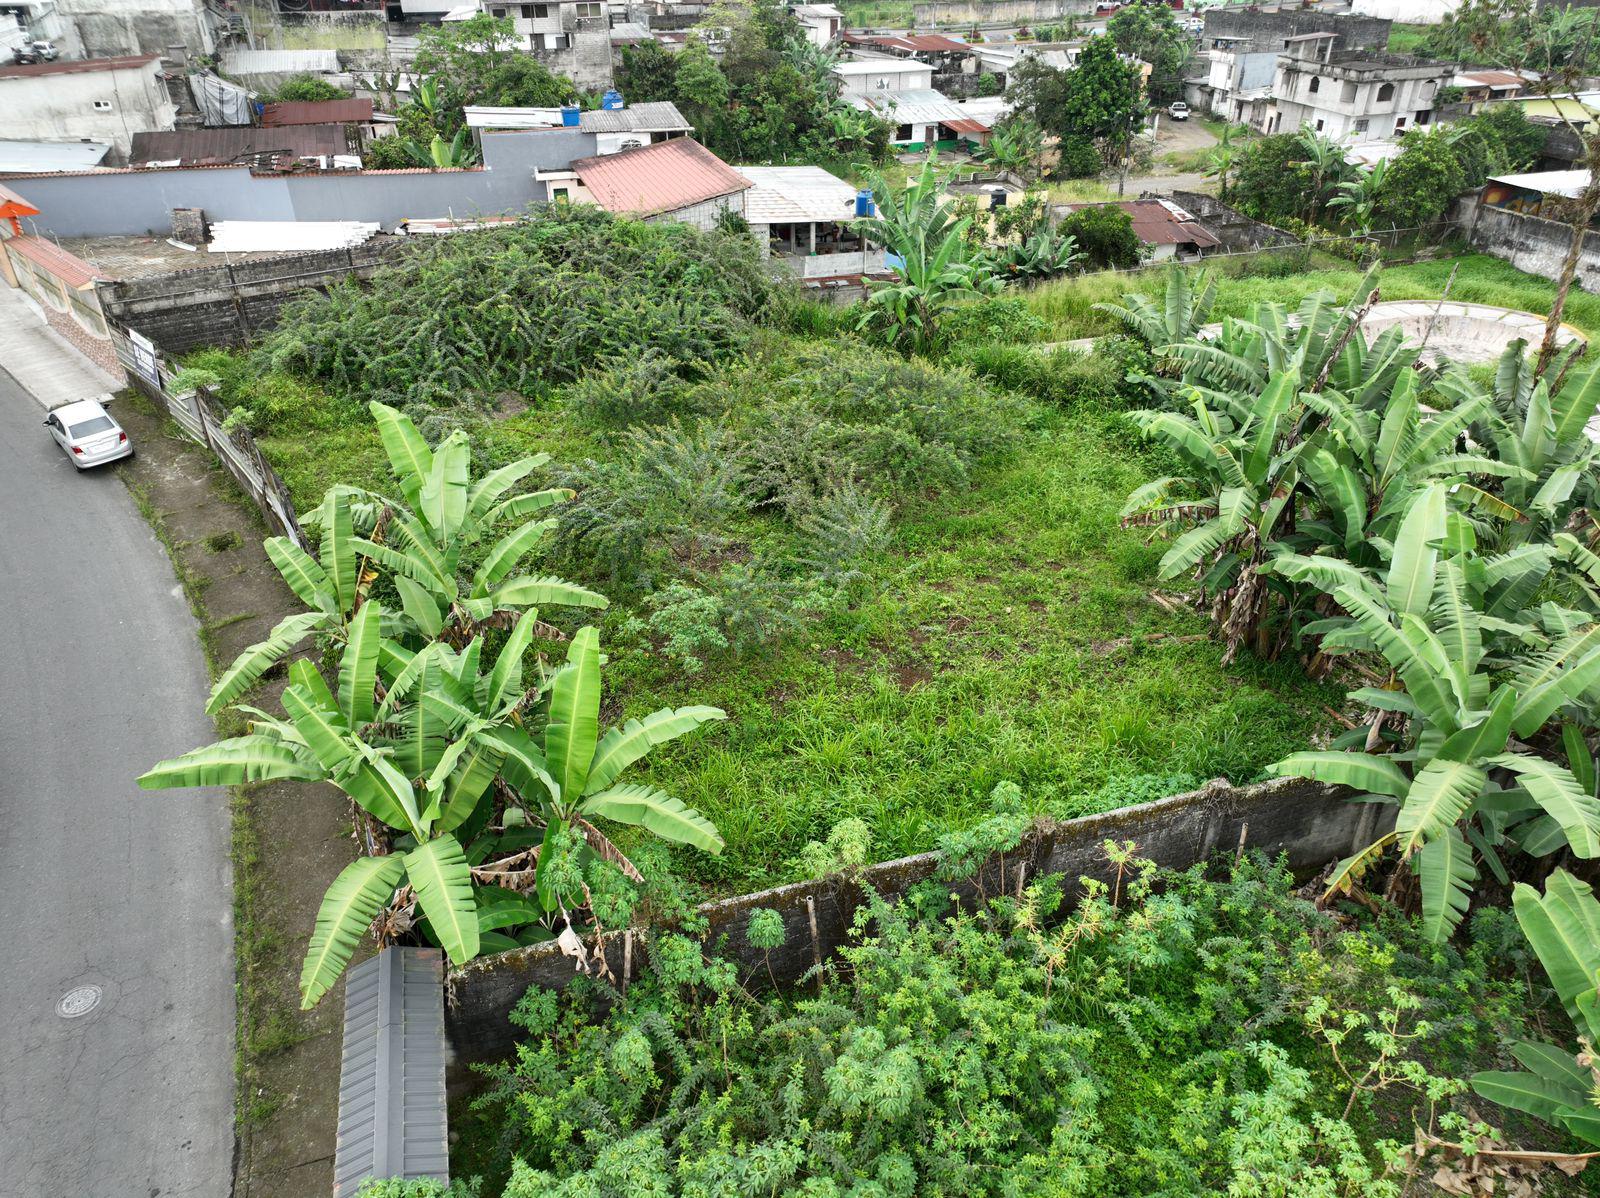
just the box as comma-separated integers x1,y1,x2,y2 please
446,776,1386,1064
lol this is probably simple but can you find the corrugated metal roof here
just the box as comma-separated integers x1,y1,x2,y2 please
219,48,339,75
849,88,969,125
834,58,934,75
1461,69,1524,88
0,54,159,79
1489,168,1590,198
262,98,374,127
5,235,110,288
465,101,691,133
130,125,348,166
844,33,971,54
334,948,449,1198
740,165,859,224
944,117,989,134
0,140,111,172
207,220,381,252
570,138,749,217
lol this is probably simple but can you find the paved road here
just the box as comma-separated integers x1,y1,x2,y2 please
0,369,233,1196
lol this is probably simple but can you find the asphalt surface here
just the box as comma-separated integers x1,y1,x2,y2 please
0,369,234,1196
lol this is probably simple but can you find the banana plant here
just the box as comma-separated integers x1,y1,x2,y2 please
1270,486,1600,939
1095,265,1218,354
500,626,726,916
308,401,608,643
1472,869,1600,1146
1123,369,1310,662
142,602,504,1004
1295,367,1527,565
1436,342,1600,547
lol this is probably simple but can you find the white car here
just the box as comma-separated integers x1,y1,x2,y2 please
1168,101,1190,120
44,398,133,468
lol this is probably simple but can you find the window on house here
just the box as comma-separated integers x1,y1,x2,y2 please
92,99,112,111
1354,117,1369,132
1314,117,1325,131
1340,80,1356,103
574,1,602,16
491,6,505,15
1416,109,1431,124
1308,75,1320,93
550,32,569,48
896,123,913,141
1394,116,1407,131
1377,81,1395,102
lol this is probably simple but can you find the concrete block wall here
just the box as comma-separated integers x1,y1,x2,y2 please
1164,190,1302,252
445,775,1387,1063
1201,8,1392,51
1467,204,1600,295
97,238,412,352
911,0,1092,26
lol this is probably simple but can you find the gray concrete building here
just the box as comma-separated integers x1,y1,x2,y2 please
1266,36,1452,142
0,55,175,160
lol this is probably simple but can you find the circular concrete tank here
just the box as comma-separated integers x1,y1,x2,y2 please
1358,300,1583,365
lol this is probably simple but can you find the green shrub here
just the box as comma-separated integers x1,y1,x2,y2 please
471,850,1528,1197
1057,204,1141,269
949,341,1138,409
624,565,803,673
263,74,348,103
939,296,1050,347
255,207,775,411
1056,134,1104,179
561,351,709,430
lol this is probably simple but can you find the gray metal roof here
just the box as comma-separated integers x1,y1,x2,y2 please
334,947,449,1198
579,101,691,133
0,139,111,172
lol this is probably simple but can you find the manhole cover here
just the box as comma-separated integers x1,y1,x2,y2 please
57,985,102,1019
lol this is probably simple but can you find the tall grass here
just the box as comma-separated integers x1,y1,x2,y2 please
1024,253,1600,342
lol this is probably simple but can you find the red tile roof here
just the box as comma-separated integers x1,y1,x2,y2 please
569,138,750,218
4,234,111,288
261,98,374,127
0,54,159,79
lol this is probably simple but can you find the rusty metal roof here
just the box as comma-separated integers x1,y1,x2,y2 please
130,124,349,166
4,235,111,288
570,138,749,217
261,98,374,127
0,54,159,79
844,33,971,53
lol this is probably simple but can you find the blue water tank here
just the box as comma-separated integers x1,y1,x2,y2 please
854,188,875,217
560,104,580,127
600,89,624,110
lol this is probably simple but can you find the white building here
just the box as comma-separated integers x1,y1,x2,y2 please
740,164,885,278
793,3,842,47
0,55,175,159
832,57,934,96
1264,35,1451,142
1350,0,1459,25
475,0,628,89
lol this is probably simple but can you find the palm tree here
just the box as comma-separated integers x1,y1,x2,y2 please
1325,159,1388,235
854,159,1001,356
973,116,1047,182
1202,123,1244,203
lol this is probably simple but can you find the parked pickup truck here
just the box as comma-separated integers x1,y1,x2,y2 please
1168,101,1190,120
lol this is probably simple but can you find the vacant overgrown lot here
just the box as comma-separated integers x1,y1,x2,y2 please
182,218,1336,890
1024,252,1600,343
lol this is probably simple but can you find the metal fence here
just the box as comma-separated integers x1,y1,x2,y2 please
109,321,305,548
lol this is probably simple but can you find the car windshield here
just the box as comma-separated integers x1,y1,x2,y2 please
68,415,114,438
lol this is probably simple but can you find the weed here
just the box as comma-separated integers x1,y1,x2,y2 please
203,529,243,552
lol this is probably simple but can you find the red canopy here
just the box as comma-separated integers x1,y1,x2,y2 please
0,183,40,234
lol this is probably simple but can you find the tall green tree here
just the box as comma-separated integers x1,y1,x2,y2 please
1375,127,1467,229
1059,35,1145,147
1106,0,1192,103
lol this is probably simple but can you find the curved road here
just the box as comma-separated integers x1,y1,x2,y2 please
0,368,233,1196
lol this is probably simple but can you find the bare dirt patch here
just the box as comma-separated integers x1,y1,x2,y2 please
118,394,354,1198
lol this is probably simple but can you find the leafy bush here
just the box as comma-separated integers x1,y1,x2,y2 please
1058,205,1141,270
939,296,1051,347
254,207,775,411
949,340,1144,409
262,74,347,103
470,849,1533,1197
1056,134,1104,179
625,564,803,673
561,351,711,430
727,342,1026,515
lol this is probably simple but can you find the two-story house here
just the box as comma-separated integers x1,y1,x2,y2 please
1263,34,1453,143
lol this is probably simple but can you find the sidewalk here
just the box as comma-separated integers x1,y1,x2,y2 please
0,281,123,410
